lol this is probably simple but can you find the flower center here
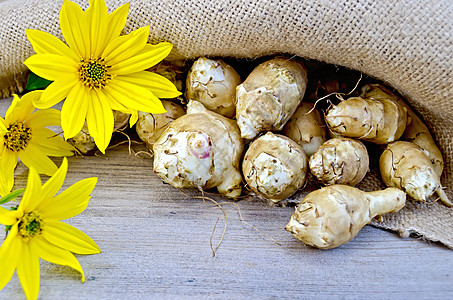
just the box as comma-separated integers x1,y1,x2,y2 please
79,58,112,89
18,212,43,240
4,122,32,152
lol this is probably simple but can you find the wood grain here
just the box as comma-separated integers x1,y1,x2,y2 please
1,97,453,299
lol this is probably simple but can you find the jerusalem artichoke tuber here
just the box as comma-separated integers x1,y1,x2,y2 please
379,141,451,206
325,95,407,144
283,102,327,156
285,185,406,249
235,57,308,139
153,100,244,198
185,57,241,118
309,138,369,186
362,83,444,177
242,132,308,202
135,100,185,149
67,122,96,154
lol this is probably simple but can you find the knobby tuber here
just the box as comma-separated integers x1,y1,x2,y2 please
67,122,96,154
362,83,444,177
242,132,308,203
285,185,406,249
235,57,308,139
153,100,244,198
283,102,327,156
136,100,185,149
380,141,451,206
325,95,407,144
309,138,369,186
185,57,241,118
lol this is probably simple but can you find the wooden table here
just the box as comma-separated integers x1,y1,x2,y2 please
1,97,452,299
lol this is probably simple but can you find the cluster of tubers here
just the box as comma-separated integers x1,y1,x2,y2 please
73,56,451,249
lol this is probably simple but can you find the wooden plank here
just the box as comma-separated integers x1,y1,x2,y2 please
1,97,453,299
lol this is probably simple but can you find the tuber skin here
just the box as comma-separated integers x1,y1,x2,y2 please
136,100,185,149
309,138,369,186
362,83,444,177
185,57,241,118
380,141,451,206
67,122,96,154
235,57,308,139
325,95,407,144
242,132,308,203
153,100,244,198
283,102,327,156
285,185,406,249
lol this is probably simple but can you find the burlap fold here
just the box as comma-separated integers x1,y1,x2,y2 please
0,0,452,248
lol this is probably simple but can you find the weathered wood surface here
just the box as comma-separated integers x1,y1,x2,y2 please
1,97,453,299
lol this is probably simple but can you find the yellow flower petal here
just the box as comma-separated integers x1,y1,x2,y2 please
40,177,97,220
101,90,132,112
35,74,79,110
61,82,89,139
0,207,22,225
102,26,150,67
60,0,90,58
5,91,41,124
26,29,79,62
110,42,173,75
24,54,79,82
85,0,108,58
32,237,85,282
129,110,138,127
117,71,182,99
32,128,75,157
106,79,166,114
42,220,101,255
104,2,129,45
86,90,114,154
0,177,13,198
18,166,42,213
0,149,18,197
0,118,7,135
26,108,62,129
19,144,59,176
4,95,20,122
101,93,144,124
36,157,68,206
0,224,22,291
16,242,40,300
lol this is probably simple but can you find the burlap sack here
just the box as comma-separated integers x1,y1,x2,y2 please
0,0,452,248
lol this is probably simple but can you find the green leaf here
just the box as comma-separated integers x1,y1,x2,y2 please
25,72,52,91
0,188,25,205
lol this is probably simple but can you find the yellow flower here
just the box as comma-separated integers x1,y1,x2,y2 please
0,91,74,197
0,158,100,300
24,0,182,153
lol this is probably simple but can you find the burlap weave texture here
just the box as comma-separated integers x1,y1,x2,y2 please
0,0,452,247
